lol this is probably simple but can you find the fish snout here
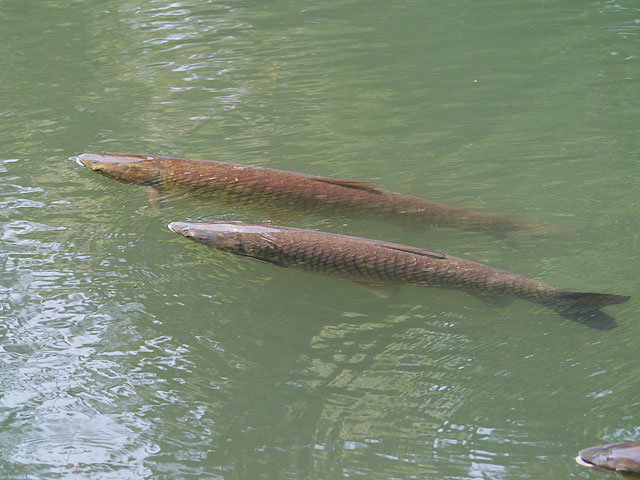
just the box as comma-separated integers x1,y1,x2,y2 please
76,153,147,170
168,222,192,237
76,153,106,167
76,153,111,174
168,222,233,248
168,222,208,242
76,153,95,168
575,455,595,468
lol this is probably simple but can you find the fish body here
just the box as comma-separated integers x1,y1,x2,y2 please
77,153,561,238
167,221,628,329
577,442,640,475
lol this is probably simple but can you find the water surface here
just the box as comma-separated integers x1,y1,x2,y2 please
1,0,639,478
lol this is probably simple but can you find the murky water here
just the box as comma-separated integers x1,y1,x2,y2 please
1,0,639,478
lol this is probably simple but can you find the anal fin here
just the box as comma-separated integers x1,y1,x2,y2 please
471,293,514,308
354,281,399,298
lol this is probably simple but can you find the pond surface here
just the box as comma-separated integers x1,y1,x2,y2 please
1,0,639,478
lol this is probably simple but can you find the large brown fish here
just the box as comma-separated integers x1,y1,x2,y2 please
167,221,628,329
77,153,564,239
576,442,640,475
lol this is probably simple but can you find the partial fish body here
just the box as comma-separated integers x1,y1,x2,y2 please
577,442,640,475
168,221,628,330
77,153,562,238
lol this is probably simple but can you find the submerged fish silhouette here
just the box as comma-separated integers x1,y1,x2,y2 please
168,221,628,329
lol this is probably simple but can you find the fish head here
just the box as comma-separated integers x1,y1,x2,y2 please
76,153,162,185
168,221,281,255
577,442,640,475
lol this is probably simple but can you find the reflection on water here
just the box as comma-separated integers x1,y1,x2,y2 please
299,310,474,478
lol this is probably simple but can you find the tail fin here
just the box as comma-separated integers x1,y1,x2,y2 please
503,222,583,243
551,291,630,330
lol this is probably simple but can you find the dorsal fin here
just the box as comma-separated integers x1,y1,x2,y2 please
379,243,446,259
309,176,380,193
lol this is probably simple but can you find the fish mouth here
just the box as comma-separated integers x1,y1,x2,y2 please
75,153,97,168
168,222,190,235
76,153,107,170
575,456,595,468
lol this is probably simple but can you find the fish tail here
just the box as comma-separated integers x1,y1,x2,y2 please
549,291,630,330
556,291,630,309
502,222,583,242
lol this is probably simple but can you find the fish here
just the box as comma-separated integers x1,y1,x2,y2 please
167,220,629,329
76,152,566,239
576,442,640,475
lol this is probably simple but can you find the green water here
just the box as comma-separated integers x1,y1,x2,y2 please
1,0,639,478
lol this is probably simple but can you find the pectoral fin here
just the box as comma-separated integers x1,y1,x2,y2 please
353,281,399,298
310,177,380,193
146,186,164,211
615,459,640,473
239,255,286,268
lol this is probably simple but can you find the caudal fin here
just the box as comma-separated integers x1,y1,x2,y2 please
503,222,583,243
551,291,630,330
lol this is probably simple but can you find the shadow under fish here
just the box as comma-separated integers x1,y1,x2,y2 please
76,152,572,240
167,221,628,330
